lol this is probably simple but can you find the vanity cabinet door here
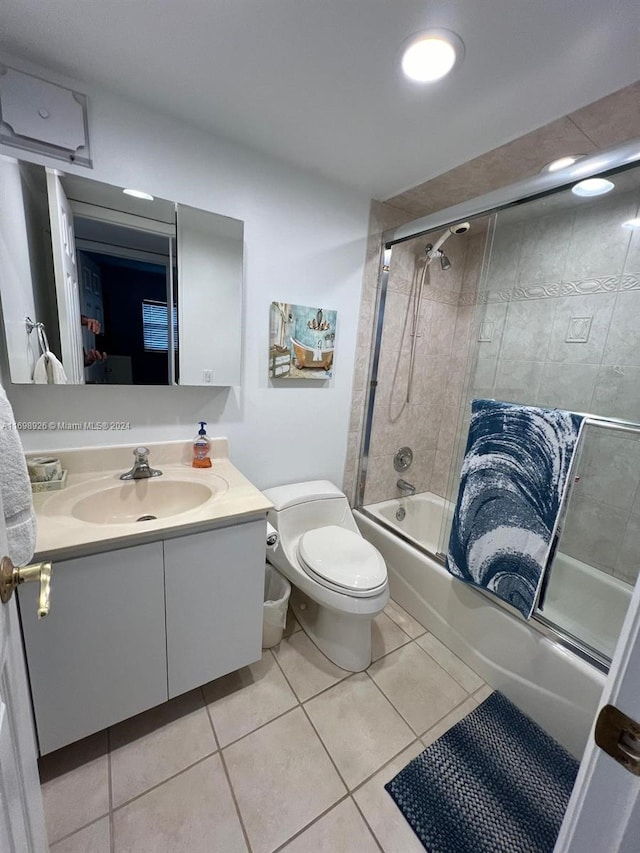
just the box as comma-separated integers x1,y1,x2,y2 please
164,519,265,698
18,542,167,754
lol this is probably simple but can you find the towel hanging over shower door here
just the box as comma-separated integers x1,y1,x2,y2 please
446,399,585,619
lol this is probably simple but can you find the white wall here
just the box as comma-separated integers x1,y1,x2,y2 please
0,54,371,490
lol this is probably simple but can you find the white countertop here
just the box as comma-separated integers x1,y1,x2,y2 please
30,439,272,561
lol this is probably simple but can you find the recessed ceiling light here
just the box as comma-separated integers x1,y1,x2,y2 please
542,156,582,173
571,178,615,197
123,188,154,200
622,217,640,230
401,30,464,83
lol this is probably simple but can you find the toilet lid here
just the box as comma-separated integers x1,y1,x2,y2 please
297,526,387,592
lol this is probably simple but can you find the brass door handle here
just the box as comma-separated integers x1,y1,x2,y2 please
0,556,52,618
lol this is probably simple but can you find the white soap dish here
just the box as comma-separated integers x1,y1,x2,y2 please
31,471,68,493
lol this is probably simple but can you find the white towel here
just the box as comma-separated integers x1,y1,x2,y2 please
34,351,68,384
0,383,37,565
313,345,322,362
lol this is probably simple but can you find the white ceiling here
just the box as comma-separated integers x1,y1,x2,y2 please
2,0,639,198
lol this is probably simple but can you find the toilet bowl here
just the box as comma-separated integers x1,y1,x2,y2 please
262,480,389,671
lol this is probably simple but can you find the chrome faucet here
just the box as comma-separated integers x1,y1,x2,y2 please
397,478,416,496
120,447,163,480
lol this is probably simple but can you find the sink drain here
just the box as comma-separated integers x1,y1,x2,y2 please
136,514,157,522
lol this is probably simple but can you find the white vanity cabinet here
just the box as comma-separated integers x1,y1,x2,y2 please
18,517,266,754
19,542,167,755
164,520,265,698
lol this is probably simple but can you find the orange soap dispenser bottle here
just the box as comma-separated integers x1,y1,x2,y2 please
192,421,212,468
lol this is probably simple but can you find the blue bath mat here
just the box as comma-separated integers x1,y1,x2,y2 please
385,691,578,853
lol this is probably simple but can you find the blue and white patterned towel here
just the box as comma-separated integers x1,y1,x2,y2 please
446,399,585,619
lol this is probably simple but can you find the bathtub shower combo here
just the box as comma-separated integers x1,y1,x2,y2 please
352,139,640,758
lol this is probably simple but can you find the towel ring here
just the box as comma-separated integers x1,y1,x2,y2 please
25,317,50,355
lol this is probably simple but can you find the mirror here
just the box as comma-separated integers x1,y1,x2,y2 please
0,156,244,386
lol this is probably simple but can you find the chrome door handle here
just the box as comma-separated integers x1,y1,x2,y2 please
0,556,52,618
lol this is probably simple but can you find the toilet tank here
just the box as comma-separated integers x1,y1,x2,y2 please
262,480,359,540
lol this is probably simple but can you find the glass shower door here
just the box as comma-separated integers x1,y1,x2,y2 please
538,420,640,662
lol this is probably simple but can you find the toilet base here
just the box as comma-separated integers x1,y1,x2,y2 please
290,588,374,672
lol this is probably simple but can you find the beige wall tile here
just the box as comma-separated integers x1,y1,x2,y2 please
548,293,617,365
385,114,597,218
592,364,640,421
563,195,636,280
604,291,640,366
568,82,640,151
616,514,640,586
561,495,628,571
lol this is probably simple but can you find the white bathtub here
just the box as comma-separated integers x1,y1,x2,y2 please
357,491,608,758
542,551,632,660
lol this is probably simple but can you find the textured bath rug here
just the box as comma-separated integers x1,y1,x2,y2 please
446,399,585,618
385,691,578,853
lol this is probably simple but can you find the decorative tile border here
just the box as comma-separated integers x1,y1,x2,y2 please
622,273,640,291
513,282,562,300
460,273,639,306
560,276,618,295
387,266,640,307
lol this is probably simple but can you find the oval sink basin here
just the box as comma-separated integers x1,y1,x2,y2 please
71,479,215,525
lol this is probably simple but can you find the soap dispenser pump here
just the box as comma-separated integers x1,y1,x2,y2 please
192,421,212,468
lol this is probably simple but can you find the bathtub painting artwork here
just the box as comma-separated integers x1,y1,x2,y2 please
269,302,337,379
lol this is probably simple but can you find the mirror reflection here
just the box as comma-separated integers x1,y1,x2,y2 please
0,157,243,386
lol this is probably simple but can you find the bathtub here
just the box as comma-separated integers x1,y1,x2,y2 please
356,491,608,758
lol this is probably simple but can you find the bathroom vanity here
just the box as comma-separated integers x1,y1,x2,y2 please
18,440,272,755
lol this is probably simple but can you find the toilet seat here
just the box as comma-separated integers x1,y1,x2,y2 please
297,525,387,597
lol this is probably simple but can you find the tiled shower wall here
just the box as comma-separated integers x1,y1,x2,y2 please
468,188,640,584
358,230,484,505
344,81,640,540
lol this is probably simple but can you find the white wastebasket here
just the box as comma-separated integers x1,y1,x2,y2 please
262,563,291,648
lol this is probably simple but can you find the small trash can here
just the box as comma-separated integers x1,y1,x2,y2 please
262,563,291,648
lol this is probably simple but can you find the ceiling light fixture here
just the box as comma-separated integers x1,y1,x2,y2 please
401,30,464,83
571,178,615,198
622,217,640,230
542,156,582,173
122,188,154,201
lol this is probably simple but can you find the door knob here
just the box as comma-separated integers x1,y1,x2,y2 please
0,556,52,618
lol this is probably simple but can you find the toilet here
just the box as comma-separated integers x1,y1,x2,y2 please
262,480,389,671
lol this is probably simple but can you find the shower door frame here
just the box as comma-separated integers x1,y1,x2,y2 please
354,136,640,672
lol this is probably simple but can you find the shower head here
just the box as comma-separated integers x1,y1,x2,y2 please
450,222,471,235
425,221,471,268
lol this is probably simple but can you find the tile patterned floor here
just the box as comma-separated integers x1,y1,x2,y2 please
40,601,491,852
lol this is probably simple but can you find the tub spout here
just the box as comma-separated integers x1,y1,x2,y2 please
397,478,416,496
